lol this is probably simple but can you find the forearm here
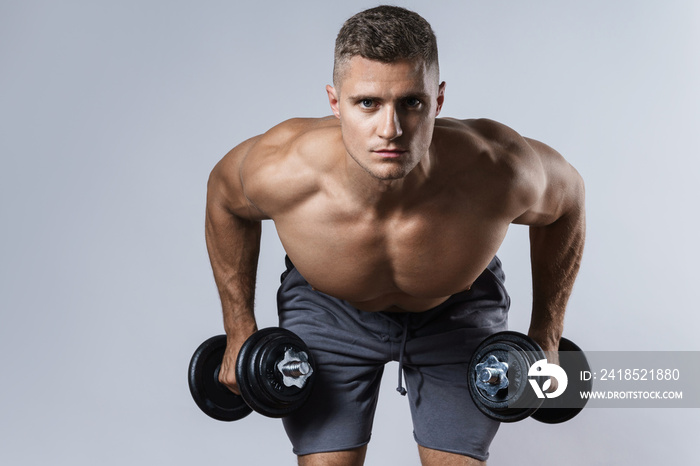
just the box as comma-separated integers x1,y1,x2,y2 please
205,205,262,340
528,204,585,351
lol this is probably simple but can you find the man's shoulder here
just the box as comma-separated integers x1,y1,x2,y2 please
434,117,548,215
263,116,339,144
436,118,528,152
435,118,539,173
238,117,341,215
243,116,340,168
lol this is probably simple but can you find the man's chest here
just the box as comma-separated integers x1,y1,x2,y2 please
274,201,509,307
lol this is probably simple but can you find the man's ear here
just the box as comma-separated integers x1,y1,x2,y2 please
435,81,446,116
326,84,341,118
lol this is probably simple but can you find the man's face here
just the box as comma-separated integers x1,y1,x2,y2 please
327,56,445,181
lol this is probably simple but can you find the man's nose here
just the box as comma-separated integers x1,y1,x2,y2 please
378,106,402,140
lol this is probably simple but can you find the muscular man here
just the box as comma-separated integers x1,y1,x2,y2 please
205,6,584,465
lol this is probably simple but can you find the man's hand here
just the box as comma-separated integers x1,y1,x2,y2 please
218,333,255,395
530,333,561,394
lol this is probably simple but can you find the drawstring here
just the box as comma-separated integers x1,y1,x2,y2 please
376,312,411,396
396,317,409,396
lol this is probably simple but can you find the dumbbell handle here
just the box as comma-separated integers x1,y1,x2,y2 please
474,354,509,396
280,360,311,378
277,348,314,389
479,366,506,384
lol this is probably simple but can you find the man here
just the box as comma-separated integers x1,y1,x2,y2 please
205,5,585,465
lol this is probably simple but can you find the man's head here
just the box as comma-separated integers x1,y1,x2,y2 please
327,6,445,182
333,5,439,86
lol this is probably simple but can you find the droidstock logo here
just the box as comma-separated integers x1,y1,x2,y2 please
528,359,569,398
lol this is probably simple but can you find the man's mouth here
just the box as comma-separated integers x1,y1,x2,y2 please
373,148,407,158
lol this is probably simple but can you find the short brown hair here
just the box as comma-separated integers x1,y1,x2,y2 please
333,5,439,84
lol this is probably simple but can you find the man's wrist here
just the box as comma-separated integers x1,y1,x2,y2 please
527,327,561,353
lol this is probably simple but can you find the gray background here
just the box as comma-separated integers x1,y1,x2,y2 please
1,0,698,464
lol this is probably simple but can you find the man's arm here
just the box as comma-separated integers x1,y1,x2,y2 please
513,137,586,356
205,136,269,394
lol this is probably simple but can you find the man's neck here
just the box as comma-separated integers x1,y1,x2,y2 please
341,152,433,213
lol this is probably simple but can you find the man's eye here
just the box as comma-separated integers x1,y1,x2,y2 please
359,99,374,108
405,98,421,108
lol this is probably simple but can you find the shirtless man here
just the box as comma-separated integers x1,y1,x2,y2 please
205,5,585,465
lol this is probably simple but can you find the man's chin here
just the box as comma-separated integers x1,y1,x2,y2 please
349,153,413,181
370,169,410,181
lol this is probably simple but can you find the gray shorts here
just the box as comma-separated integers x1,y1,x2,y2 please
276,256,509,461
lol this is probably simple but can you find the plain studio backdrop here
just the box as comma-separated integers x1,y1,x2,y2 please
1,1,698,464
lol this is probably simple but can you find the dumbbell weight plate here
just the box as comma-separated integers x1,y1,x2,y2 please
531,337,592,424
468,331,547,422
188,335,253,422
236,327,316,418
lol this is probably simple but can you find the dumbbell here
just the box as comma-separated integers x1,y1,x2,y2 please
188,327,316,421
467,331,592,423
